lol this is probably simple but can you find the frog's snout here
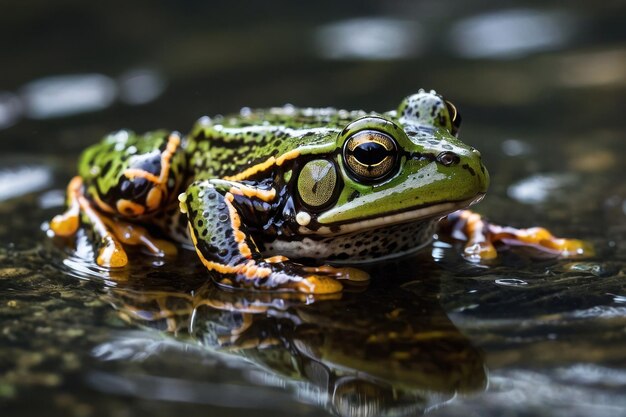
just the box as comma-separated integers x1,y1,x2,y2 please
468,148,490,194
454,147,489,196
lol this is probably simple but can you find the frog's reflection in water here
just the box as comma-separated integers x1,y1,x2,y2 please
101,267,486,417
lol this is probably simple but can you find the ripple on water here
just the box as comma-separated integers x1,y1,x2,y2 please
43,228,125,286
494,278,529,287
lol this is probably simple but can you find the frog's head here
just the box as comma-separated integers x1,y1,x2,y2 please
293,90,489,235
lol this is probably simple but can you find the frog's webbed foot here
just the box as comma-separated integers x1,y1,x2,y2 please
182,180,369,294
445,210,592,262
49,176,177,267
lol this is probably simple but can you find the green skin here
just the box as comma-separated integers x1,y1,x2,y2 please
75,90,489,292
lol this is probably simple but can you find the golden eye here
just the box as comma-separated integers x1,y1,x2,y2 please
445,100,462,137
343,130,398,182
297,159,338,208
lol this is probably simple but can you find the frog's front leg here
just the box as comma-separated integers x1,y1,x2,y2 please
181,179,367,294
444,210,592,262
50,130,185,267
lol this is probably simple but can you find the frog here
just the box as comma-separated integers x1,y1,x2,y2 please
49,90,587,294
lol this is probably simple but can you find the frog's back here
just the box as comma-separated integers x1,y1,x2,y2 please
186,106,368,179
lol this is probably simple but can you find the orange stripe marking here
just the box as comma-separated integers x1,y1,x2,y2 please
91,190,116,214
187,224,271,279
224,192,253,258
228,185,276,202
116,199,146,217
121,133,182,212
223,149,300,181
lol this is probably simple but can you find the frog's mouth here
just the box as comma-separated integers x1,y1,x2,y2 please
305,194,485,236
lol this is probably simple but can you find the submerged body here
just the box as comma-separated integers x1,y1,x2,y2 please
50,90,585,293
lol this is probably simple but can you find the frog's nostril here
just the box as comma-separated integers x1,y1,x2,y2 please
437,151,460,166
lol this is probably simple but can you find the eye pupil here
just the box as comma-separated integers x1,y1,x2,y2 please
353,142,389,166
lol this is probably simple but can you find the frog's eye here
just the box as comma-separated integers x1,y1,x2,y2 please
297,159,338,209
343,130,398,182
445,100,462,137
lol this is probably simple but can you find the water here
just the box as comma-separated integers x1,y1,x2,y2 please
1,1,625,416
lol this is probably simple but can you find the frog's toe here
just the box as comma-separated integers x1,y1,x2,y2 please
50,211,80,237
212,263,345,294
494,226,593,259
96,236,128,268
49,176,82,237
291,275,344,294
525,235,592,258
552,238,594,258
302,265,370,283
102,217,178,258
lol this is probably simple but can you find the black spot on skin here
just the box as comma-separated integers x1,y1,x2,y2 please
131,178,150,198
101,160,113,176
120,180,131,193
462,164,476,176
133,152,162,175
347,190,360,202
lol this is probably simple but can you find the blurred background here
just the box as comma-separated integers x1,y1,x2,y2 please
1,1,625,417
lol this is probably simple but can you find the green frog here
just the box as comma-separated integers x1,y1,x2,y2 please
49,90,586,293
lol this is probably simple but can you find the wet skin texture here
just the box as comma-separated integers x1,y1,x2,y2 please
49,90,586,293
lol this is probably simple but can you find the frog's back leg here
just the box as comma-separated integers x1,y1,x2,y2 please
50,130,187,267
181,179,368,294
442,210,592,261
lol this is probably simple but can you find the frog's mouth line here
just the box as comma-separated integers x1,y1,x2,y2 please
305,194,485,236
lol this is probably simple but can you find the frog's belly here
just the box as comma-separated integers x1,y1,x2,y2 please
258,220,437,264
